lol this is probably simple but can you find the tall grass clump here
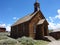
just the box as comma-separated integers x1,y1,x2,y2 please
0,32,9,36
0,36,9,40
17,36,48,45
0,38,17,45
17,36,36,45
34,40,48,45
0,32,10,40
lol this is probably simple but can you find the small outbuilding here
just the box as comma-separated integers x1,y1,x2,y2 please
0,27,6,32
49,29,60,39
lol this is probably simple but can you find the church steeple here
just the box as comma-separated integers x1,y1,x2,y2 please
34,0,40,12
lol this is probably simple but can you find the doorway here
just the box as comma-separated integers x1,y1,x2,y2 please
44,26,48,36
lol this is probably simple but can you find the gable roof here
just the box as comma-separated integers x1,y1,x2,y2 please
12,10,39,26
37,19,45,25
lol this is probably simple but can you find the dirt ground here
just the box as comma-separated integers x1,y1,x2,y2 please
48,40,60,45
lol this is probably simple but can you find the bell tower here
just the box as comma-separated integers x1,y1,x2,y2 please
34,0,40,12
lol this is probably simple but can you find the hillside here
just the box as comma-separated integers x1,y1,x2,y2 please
0,32,48,45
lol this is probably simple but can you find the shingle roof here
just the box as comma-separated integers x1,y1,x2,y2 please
0,27,6,29
37,19,45,25
12,10,39,26
52,28,60,32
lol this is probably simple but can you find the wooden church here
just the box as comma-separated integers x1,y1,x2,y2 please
10,0,49,39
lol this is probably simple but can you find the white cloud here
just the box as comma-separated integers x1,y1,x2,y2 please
55,9,60,19
53,28,60,32
13,17,17,19
57,9,60,14
13,17,18,20
0,24,6,28
48,9,60,31
0,24,11,32
0,17,19,32
49,17,54,22
48,22,60,29
6,24,11,31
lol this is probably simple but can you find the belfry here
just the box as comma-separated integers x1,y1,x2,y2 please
34,0,40,12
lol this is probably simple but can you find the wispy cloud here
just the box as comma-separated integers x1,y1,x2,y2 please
0,23,11,31
6,24,11,31
48,9,60,31
55,9,60,19
0,24,6,27
13,17,19,20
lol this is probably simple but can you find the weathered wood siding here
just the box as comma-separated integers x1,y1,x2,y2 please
17,22,29,37
11,22,29,38
29,11,45,38
10,11,49,39
49,32,60,39
11,26,18,38
35,24,44,39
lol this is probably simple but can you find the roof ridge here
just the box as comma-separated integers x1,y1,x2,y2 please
11,11,39,26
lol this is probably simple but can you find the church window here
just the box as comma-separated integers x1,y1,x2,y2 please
34,25,36,33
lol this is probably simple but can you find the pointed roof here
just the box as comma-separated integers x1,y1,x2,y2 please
11,0,48,26
37,19,45,25
12,10,39,26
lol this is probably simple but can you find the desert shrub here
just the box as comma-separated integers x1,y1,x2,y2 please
0,38,17,45
0,36,48,45
0,36,9,40
17,36,35,45
0,32,10,40
17,36,48,45
34,40,48,45
0,32,9,36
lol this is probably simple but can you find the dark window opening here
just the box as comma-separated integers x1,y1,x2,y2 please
34,25,36,33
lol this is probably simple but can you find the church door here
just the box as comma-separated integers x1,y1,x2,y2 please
44,26,48,36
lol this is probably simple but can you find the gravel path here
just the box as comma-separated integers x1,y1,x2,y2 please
48,40,60,45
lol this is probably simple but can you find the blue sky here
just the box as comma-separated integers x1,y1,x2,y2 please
0,0,60,31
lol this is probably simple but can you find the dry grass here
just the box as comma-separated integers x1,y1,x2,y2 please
0,32,48,45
